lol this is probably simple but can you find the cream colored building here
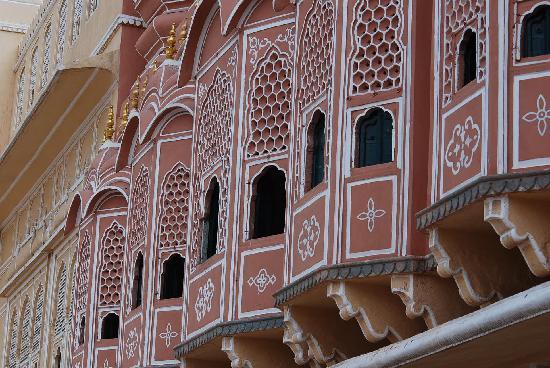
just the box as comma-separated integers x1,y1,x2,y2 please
0,0,140,366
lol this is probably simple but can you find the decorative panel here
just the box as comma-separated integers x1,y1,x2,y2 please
513,72,550,169
345,176,397,260
440,90,485,196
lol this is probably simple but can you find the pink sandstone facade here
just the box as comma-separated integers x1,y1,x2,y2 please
2,0,550,367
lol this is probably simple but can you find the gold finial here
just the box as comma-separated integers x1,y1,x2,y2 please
179,23,188,45
131,79,140,109
103,105,115,142
121,102,129,129
141,75,148,96
152,60,158,71
165,23,177,60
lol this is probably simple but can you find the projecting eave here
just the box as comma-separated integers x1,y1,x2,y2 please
0,51,118,226
335,281,550,368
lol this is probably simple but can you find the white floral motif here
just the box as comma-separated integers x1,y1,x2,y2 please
125,328,139,359
297,216,321,261
445,116,481,175
195,279,215,322
248,27,295,64
248,269,277,294
159,323,178,348
522,94,550,137
357,198,386,232
103,359,112,368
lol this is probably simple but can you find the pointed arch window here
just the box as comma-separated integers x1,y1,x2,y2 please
160,254,185,299
356,108,393,167
522,5,550,58
202,179,220,262
306,111,326,190
252,166,286,239
458,29,477,89
101,313,119,339
131,253,144,309
78,316,86,345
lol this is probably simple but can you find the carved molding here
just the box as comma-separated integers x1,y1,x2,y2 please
274,256,436,307
485,195,550,277
175,316,284,358
327,281,424,343
417,171,550,230
429,227,536,307
391,274,473,329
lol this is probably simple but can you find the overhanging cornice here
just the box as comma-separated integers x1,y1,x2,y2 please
0,52,117,226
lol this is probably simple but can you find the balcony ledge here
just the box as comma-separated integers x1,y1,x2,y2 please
0,51,117,226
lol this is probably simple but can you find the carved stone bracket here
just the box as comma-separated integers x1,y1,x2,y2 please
391,274,474,329
327,281,424,343
222,337,254,368
485,195,550,277
429,227,536,307
283,306,354,367
222,336,299,368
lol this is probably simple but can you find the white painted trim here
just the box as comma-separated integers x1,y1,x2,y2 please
289,190,329,283
344,175,398,260
438,88,487,198
237,244,284,319
91,15,146,56
0,21,28,33
512,70,550,169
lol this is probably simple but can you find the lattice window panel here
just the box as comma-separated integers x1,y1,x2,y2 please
75,231,90,314
190,70,234,272
99,221,125,306
57,0,68,63
350,0,404,94
247,48,292,157
159,163,190,249
15,68,25,127
89,0,98,14
72,0,83,43
299,0,335,108
442,0,486,105
18,299,32,363
54,264,68,336
41,23,52,88
29,47,38,107
31,286,44,353
7,310,18,368
129,166,149,248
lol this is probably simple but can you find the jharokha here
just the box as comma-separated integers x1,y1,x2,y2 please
2,0,550,367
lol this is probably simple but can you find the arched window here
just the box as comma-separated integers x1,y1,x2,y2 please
101,313,119,339
356,108,393,167
78,316,85,345
522,5,550,58
131,253,144,309
202,179,220,262
458,29,477,88
160,254,185,299
306,111,326,190
252,167,286,239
